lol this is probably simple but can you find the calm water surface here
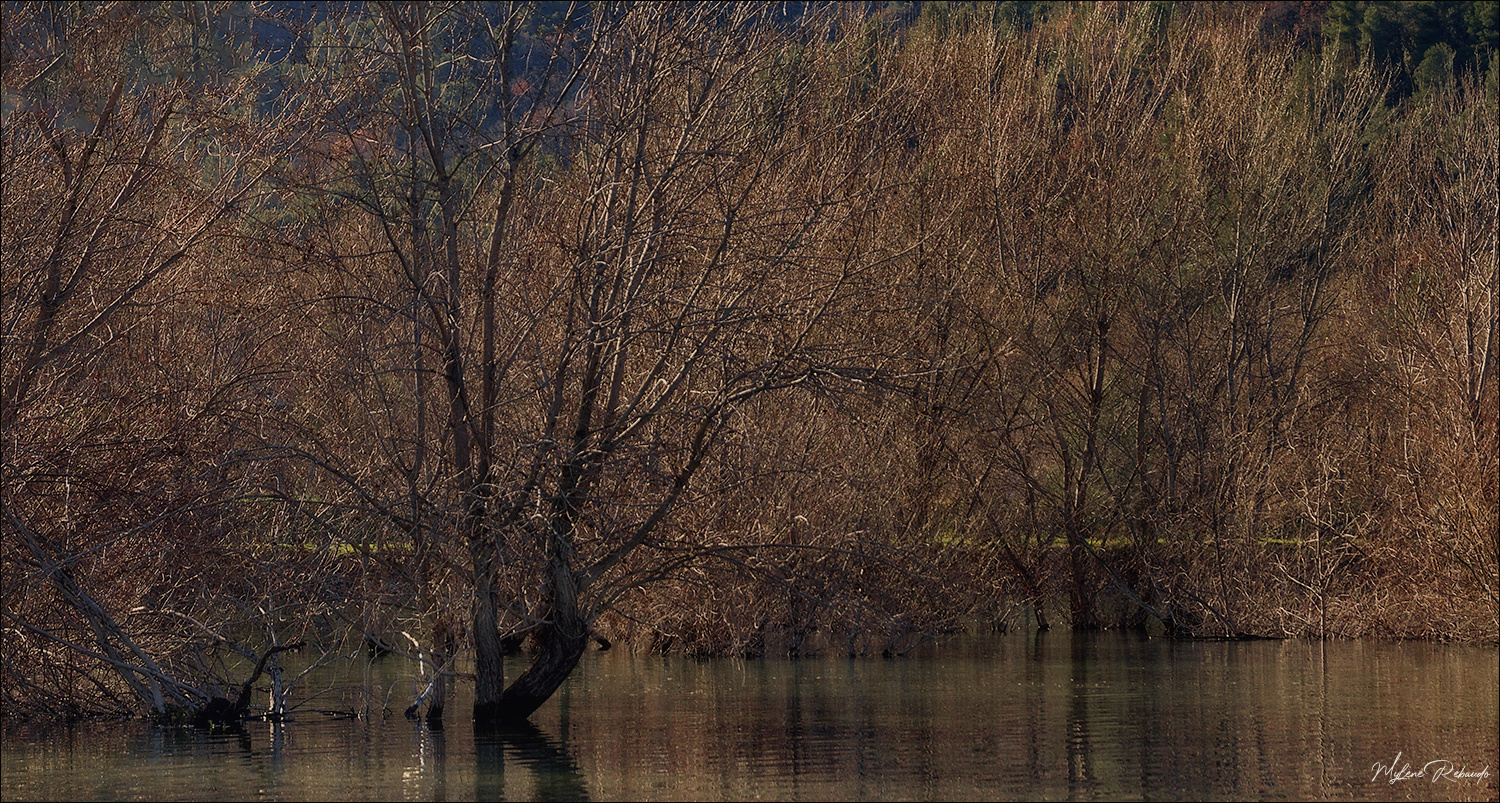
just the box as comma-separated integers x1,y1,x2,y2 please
3,632,1496,801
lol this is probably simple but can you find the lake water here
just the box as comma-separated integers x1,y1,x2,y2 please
3,632,1496,801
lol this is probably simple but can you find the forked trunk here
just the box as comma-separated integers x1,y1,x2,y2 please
479,620,589,723
477,549,588,723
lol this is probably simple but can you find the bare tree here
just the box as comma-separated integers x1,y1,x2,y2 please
2,2,318,720
264,1,908,723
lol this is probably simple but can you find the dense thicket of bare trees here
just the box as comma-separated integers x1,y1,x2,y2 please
4,1,1495,725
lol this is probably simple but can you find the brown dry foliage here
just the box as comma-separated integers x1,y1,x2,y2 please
3,1,1495,722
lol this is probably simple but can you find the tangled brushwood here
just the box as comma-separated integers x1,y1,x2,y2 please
4,1,1496,724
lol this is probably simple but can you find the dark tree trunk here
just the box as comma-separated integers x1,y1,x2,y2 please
1067,525,1101,631
477,550,588,723
479,621,588,723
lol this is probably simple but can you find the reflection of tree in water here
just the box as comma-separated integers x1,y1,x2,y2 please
1067,632,1093,793
406,719,450,801
475,721,589,802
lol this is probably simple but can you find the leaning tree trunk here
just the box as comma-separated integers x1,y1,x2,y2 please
479,541,589,723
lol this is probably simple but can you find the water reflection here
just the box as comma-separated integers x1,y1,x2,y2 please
2,632,1494,801
475,720,588,802
541,632,1497,801
474,724,503,802
1066,631,1092,795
